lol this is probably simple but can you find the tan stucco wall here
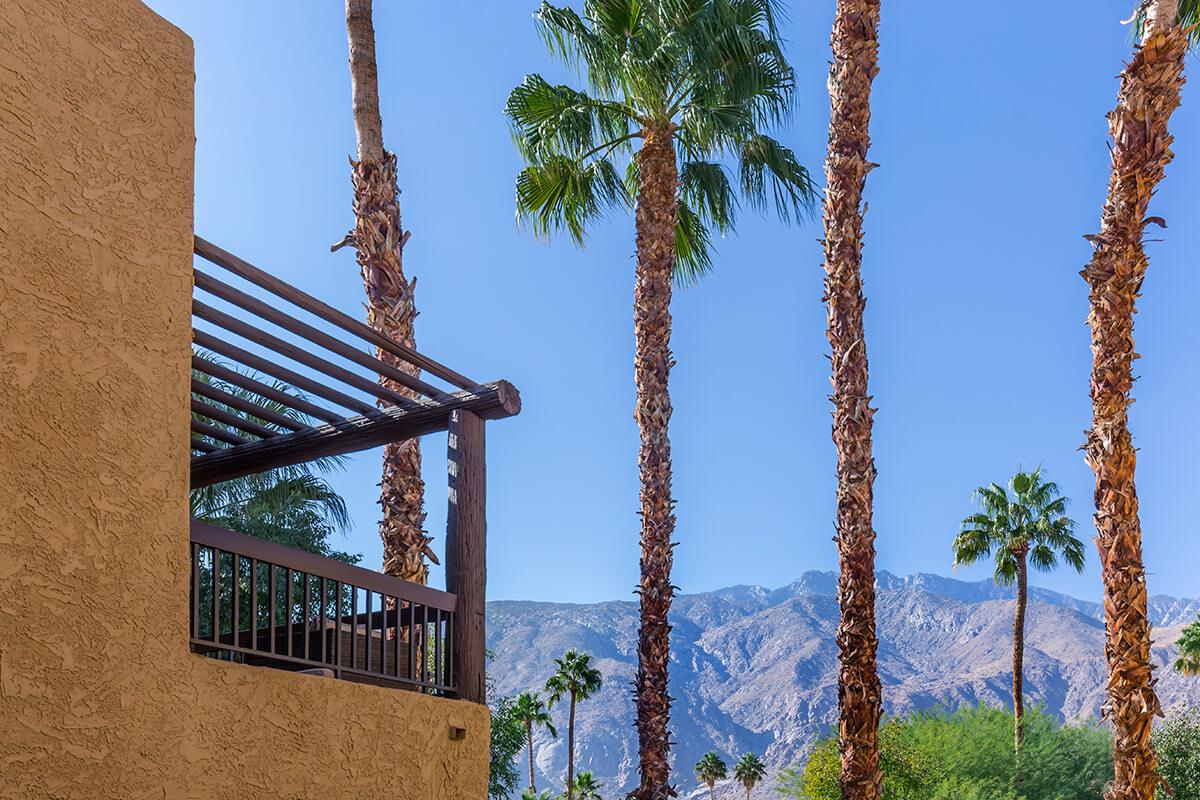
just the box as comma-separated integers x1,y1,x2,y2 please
0,2,488,798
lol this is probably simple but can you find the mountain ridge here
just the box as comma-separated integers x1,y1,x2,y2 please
486,572,1200,798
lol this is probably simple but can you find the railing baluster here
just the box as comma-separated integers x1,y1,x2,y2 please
285,567,294,658
333,581,342,675
302,573,311,661
365,590,373,676
350,586,359,671
211,548,221,644
191,543,200,639
250,559,258,652
380,594,389,678
394,600,402,679
269,564,277,656
434,608,443,692
421,604,429,689
408,600,416,685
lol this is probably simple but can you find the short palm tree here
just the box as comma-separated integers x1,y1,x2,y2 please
508,5,815,797
572,771,604,800
732,753,766,800
545,650,603,800
513,691,558,794
1082,3,1198,797
952,468,1083,752
1177,615,1200,676
695,752,728,800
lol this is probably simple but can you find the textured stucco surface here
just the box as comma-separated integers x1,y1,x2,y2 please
0,2,488,797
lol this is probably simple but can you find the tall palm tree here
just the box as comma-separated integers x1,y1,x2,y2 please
1177,615,1200,676
952,468,1084,752
545,650,603,800
508,5,815,796
341,0,432,586
695,752,728,800
732,753,766,800
513,691,558,794
1082,2,1197,797
821,0,883,796
572,771,604,800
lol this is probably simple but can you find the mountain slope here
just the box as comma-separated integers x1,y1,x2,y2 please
486,573,1200,799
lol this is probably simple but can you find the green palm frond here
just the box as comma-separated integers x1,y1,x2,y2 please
1177,615,1200,675
509,0,817,280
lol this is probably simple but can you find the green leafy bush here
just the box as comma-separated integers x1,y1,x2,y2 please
779,705,1111,800
1157,706,1200,800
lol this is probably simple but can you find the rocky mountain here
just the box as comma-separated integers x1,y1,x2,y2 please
485,572,1200,799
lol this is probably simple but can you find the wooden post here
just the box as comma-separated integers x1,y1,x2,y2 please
445,409,486,703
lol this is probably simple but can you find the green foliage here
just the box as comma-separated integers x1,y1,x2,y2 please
733,752,767,796
694,750,729,792
489,681,528,799
190,361,358,563
1176,615,1200,675
545,650,604,705
571,771,604,799
952,468,1083,585
1156,706,1200,800
507,0,817,282
780,706,1112,800
1133,0,1200,48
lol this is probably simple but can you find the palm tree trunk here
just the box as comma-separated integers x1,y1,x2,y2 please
568,693,577,800
630,125,679,800
1083,3,1184,798
1012,546,1028,752
344,0,431,587
527,720,537,793
823,0,883,798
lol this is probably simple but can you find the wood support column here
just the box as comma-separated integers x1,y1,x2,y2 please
446,409,486,704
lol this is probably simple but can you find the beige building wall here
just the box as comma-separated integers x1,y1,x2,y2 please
0,1,488,797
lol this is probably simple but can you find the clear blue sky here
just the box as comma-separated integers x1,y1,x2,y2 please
148,0,1199,604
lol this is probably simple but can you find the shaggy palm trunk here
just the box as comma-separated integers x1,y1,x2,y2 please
344,0,431,586
823,0,883,798
630,126,679,800
527,721,537,794
1083,3,1185,799
1012,546,1028,753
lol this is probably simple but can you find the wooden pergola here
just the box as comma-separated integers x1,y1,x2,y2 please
188,237,519,703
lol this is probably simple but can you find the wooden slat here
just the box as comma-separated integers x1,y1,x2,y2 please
191,418,252,447
191,437,220,454
191,398,281,439
193,302,417,411
190,381,520,488
190,378,308,433
193,330,378,417
194,269,454,403
194,236,484,392
192,354,344,425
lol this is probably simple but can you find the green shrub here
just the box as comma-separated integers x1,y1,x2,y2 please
1157,706,1200,800
779,705,1111,800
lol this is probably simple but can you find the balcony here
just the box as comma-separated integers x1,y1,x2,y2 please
187,236,519,702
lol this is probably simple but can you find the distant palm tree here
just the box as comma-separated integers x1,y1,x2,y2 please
572,771,604,800
1177,615,1200,676
507,5,815,795
513,691,558,794
546,650,603,800
521,792,556,800
733,753,766,800
1083,2,1198,798
952,468,1083,752
695,752,728,800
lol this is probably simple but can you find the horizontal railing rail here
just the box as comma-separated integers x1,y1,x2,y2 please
189,521,456,696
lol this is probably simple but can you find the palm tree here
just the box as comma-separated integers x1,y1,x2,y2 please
821,0,883,796
694,752,728,800
732,753,766,800
341,0,431,586
513,691,558,794
1177,615,1200,676
545,650,603,800
1082,3,1197,796
572,771,604,800
952,468,1084,753
508,5,815,796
